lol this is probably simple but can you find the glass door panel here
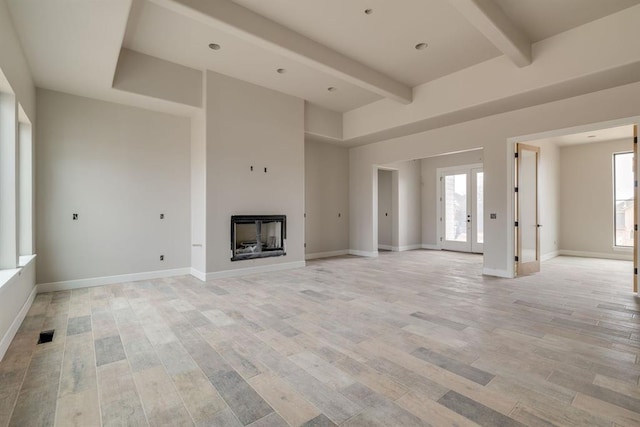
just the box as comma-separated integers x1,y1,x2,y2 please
517,144,540,274
444,174,468,242
440,166,484,254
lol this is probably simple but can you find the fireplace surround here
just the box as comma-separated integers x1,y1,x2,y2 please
230,215,286,261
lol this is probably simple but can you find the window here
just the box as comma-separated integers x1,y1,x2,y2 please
613,152,634,247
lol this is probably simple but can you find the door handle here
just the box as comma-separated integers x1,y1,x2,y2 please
537,224,542,228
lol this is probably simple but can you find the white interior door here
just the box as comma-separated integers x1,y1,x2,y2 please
441,165,483,253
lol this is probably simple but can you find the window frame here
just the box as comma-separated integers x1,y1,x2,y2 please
613,151,634,248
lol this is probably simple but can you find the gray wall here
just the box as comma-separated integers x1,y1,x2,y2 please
205,71,305,273
36,89,191,283
560,138,633,258
305,139,349,256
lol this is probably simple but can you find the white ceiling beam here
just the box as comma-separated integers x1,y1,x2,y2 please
448,0,531,67
148,0,413,104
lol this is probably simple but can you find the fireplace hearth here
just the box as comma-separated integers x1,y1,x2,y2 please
231,215,286,261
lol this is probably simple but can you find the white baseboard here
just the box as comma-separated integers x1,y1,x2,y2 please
37,267,192,293
541,251,560,262
558,250,633,261
482,268,513,278
393,244,422,252
349,249,379,257
0,285,36,362
379,244,422,252
305,250,349,260
190,268,206,282
206,261,306,280
421,244,441,250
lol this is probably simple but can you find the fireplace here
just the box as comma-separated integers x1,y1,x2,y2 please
231,215,286,261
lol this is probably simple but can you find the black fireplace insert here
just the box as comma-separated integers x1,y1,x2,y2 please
230,215,286,261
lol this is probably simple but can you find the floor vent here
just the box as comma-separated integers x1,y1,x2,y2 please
37,330,55,344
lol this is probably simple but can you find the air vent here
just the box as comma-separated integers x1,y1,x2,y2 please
37,330,55,344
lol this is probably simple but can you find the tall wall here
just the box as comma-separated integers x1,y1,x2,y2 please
420,150,484,247
305,139,349,257
36,89,191,284
560,138,633,259
205,71,305,274
350,81,640,277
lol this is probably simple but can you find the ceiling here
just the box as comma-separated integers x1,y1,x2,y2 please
533,125,635,147
494,0,640,42
231,0,501,87
123,1,381,112
6,0,640,115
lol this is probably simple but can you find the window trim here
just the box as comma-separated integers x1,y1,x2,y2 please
613,151,634,248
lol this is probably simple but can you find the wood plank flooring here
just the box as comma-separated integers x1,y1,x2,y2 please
1,251,639,426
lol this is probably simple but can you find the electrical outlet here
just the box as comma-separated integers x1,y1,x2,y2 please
490,213,497,219
160,213,164,219
72,213,78,220
160,255,164,261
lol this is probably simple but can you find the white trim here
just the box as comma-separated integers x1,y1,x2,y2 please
190,268,206,282
0,255,37,297
508,118,640,147
0,285,36,362
421,244,441,250
558,250,633,261
349,249,379,257
612,246,633,253
378,245,393,251
37,267,192,293
206,261,305,280
392,244,422,252
482,268,513,278
541,251,559,262
305,250,349,260
18,254,36,268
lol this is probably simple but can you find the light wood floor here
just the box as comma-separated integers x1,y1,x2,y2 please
1,251,639,426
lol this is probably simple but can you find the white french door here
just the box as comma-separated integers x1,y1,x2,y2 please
440,166,483,253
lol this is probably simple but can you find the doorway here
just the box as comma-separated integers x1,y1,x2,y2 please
509,119,639,293
377,169,394,251
438,164,484,253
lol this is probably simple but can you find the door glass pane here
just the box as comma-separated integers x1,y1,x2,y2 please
476,172,484,244
520,149,537,263
614,152,634,247
445,174,467,242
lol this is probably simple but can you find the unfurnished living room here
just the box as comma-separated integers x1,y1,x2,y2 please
1,0,640,426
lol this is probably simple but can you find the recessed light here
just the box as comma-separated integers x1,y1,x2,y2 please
364,8,373,15
327,87,337,92
208,43,221,50
415,42,428,50
276,68,286,74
